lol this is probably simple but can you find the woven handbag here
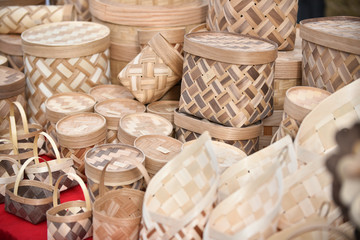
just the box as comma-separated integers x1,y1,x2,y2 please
46,173,93,240
140,131,219,239
0,156,21,204
5,157,56,224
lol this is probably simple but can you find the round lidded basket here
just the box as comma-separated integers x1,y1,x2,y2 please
85,143,146,202
179,31,278,128
89,84,134,102
0,35,23,71
117,113,173,145
146,100,179,127
134,135,183,176
95,98,146,143
22,21,111,126
300,16,360,93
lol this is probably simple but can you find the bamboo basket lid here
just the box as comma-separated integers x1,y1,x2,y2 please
89,84,134,102
146,101,179,124
95,99,146,129
56,112,107,148
85,143,145,185
0,66,25,99
45,92,96,124
184,32,278,65
21,21,110,58
300,16,360,55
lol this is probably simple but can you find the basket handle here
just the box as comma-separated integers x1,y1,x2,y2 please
0,156,22,184
33,132,61,164
9,101,29,155
14,156,52,196
53,173,91,211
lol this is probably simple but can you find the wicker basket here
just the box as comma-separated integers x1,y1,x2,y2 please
140,132,219,239
22,21,111,126
174,110,262,155
300,16,360,93
207,0,298,51
85,143,148,202
95,99,146,144
56,112,107,180
56,0,91,21
179,31,277,128
0,35,23,71
134,135,183,176
146,100,179,127
0,156,21,204
117,113,173,145
259,110,282,149
89,84,134,102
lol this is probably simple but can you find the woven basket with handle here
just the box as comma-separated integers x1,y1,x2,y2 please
0,157,21,204
89,84,134,102
0,35,23,71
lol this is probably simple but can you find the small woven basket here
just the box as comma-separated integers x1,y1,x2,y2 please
0,35,23,71
207,0,298,51
89,84,134,102
0,157,21,204
146,100,179,127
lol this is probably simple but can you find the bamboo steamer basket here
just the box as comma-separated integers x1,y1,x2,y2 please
300,16,360,93
146,100,179,127
95,99,146,144
139,132,219,239
0,157,21,204
0,35,23,71
22,21,111,126
56,0,91,21
117,113,173,145
84,143,147,203
134,135,183,176
89,84,134,102
56,112,107,180
179,31,278,128
174,109,262,155
1,0,45,5
0,5,76,34
207,0,298,51
259,110,282,149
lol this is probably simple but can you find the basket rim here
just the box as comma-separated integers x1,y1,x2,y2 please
146,100,179,116
46,200,92,222
0,34,22,56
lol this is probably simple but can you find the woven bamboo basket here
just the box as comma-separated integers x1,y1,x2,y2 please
207,0,298,51
134,135,183,176
0,5,76,34
300,16,360,93
259,110,282,149
56,0,91,21
117,112,173,145
2,0,45,5
22,21,111,126
0,156,21,204
179,31,278,128
146,100,179,127
140,132,219,239
85,143,148,202
5,157,56,224
89,84,134,102
56,112,107,180
95,98,146,144
0,35,23,71
118,33,183,104
174,110,262,155
46,173,92,240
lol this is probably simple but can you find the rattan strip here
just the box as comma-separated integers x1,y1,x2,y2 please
0,93,26,130
89,84,134,102
57,0,91,21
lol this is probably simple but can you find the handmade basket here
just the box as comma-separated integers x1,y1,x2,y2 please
56,0,91,21
5,157,56,224
0,35,23,71
134,135,183,176
139,132,219,239
56,112,107,180
22,21,111,126
146,100,179,127
207,0,298,51
117,113,173,145
179,31,277,128
300,16,360,93
84,143,148,202
95,99,146,143
0,5,76,34
46,173,92,240
89,84,134,102
0,157,21,204
174,110,262,155
259,110,282,149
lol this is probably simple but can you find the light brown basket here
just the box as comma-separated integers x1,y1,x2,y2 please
300,16,360,93
95,98,146,144
22,21,111,126
0,5,76,34
139,132,219,239
89,84,134,102
117,112,173,145
207,0,298,51
259,110,282,149
179,31,277,128
134,135,183,176
0,156,21,204
174,110,262,155
56,0,91,21
146,100,179,127
0,35,23,71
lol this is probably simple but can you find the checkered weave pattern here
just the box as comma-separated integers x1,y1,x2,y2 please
57,0,91,21
0,93,26,130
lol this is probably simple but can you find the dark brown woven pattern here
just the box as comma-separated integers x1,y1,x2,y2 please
277,111,300,140
0,159,19,203
207,0,298,50
179,52,274,128
28,169,78,192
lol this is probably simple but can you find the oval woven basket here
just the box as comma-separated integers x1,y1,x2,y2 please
0,35,23,71
89,84,134,102
146,100,179,126
0,157,21,204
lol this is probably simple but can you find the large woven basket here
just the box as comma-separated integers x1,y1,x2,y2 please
140,132,219,239
300,16,360,93
95,98,146,143
0,35,23,71
89,84,134,102
146,100,179,127
174,110,262,155
0,156,21,204
22,21,111,126
207,0,298,51
56,0,91,21
179,31,278,128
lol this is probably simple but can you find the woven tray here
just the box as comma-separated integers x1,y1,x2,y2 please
57,0,91,21
0,34,23,71
146,100,179,126
89,84,134,102
207,0,298,50
0,157,21,204
300,16,360,93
